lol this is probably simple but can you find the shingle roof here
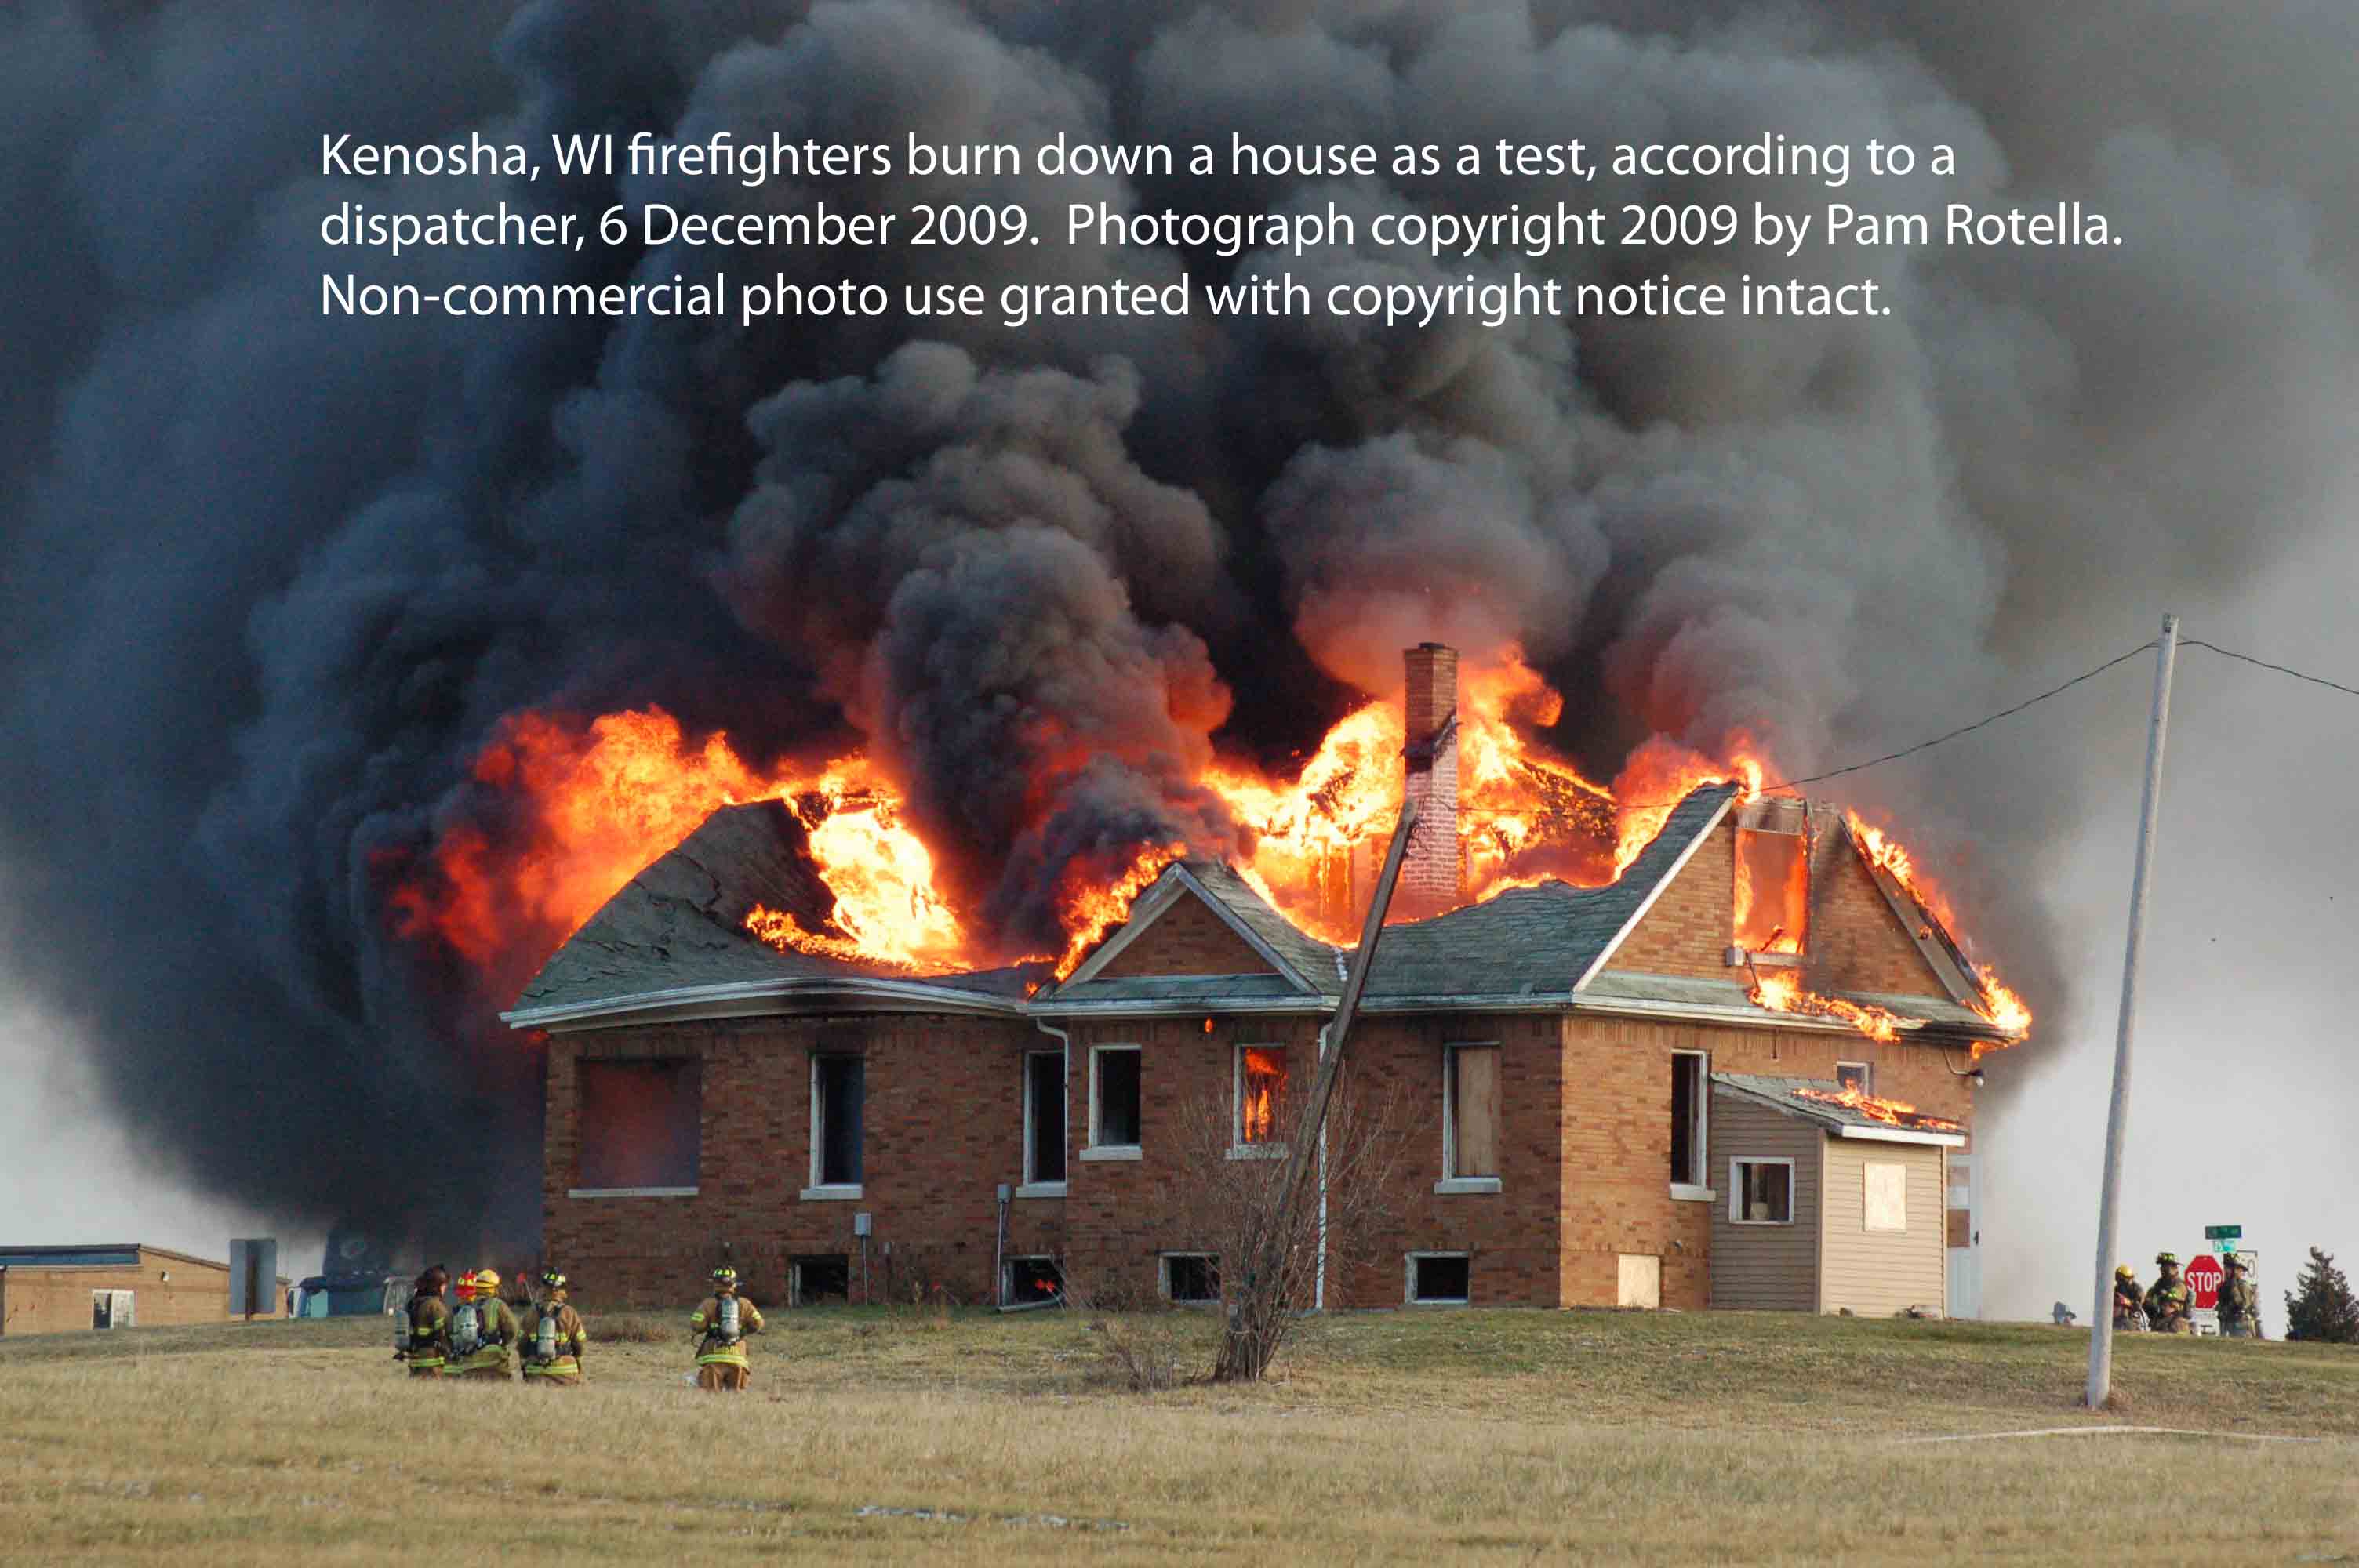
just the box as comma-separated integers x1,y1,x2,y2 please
1179,860,1347,995
509,800,1024,1020
1711,1072,1967,1143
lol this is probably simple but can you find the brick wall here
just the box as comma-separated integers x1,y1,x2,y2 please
1398,643,1461,919
1095,891,1276,979
0,1254,281,1336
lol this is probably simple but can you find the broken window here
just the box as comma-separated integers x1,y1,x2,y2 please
1236,1045,1288,1147
812,1055,863,1189
1024,1050,1066,1185
1863,1162,1908,1233
1836,1062,1871,1094
1670,1051,1707,1189
576,1058,702,1191
1734,827,1809,954
1092,1046,1141,1149
1730,1158,1794,1225
1161,1254,1219,1304
791,1254,849,1305
1445,1044,1501,1180
1408,1254,1470,1305
1004,1257,1063,1307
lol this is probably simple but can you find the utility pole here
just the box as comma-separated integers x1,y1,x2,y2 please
2086,614,2179,1409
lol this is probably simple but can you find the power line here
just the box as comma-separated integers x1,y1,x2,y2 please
2183,637,2359,701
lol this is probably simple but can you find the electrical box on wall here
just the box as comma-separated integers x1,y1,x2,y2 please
853,1211,872,1236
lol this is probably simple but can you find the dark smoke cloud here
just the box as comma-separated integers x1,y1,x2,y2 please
1,0,2352,1270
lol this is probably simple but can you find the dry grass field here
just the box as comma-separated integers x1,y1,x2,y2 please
2,1305,2354,1564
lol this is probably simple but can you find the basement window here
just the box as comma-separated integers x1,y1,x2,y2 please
1234,1044,1289,1152
808,1055,864,1194
1087,1045,1142,1155
1004,1257,1064,1307
1407,1253,1470,1305
1670,1051,1710,1196
1729,1158,1795,1225
791,1254,849,1306
1023,1049,1067,1190
1441,1043,1501,1190
1161,1254,1220,1305
1734,827,1809,956
575,1058,702,1193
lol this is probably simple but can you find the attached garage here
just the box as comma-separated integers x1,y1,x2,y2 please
1707,1074,1961,1316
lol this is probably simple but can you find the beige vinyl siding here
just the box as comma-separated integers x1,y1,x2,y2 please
1819,1138,1946,1317
1707,1096,1822,1312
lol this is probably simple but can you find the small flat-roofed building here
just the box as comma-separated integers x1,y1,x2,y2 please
0,1244,289,1336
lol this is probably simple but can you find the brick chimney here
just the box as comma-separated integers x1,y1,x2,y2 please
1397,642,1461,920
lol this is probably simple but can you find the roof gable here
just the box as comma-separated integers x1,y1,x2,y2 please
1058,861,1336,996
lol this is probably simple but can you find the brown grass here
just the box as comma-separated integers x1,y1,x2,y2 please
2,1308,2354,1564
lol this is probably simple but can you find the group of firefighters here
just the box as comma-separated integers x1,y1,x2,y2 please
394,1263,766,1390
2110,1250,2263,1338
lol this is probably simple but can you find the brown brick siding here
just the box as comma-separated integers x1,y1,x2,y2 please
0,1252,285,1337
1094,892,1276,978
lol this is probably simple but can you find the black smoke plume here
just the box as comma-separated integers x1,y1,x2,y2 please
2,0,2352,1252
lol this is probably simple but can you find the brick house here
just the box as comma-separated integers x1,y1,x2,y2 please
507,654,2017,1316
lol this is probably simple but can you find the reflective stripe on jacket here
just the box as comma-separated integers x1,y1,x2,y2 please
519,1302,588,1376
690,1294,764,1367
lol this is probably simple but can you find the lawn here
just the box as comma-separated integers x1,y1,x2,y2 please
2,1306,2353,1564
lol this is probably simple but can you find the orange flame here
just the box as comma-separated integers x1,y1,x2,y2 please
1792,1083,1961,1133
1748,967,1913,1044
1847,811,2031,1044
1052,841,1186,980
1240,1045,1287,1142
1611,734,1767,875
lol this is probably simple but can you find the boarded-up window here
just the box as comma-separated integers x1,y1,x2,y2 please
1864,1161,1908,1232
1734,829,1808,954
1447,1045,1501,1178
1025,1050,1066,1184
814,1056,863,1187
1731,1158,1794,1225
577,1059,701,1190
1238,1046,1287,1145
1670,1052,1707,1186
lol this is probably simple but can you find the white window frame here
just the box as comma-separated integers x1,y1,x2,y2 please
1230,1042,1290,1158
1437,1041,1503,1193
1017,1048,1067,1197
1081,1044,1143,1160
1836,1061,1872,1094
1158,1252,1220,1305
1405,1251,1471,1306
1670,1049,1713,1200
1728,1157,1797,1225
803,1054,864,1200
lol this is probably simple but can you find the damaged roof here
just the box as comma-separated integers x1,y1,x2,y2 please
1711,1072,1968,1147
505,800,1028,1027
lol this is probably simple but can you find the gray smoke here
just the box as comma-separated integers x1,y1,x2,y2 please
2,0,2353,1283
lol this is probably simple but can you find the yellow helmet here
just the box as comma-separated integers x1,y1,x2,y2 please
473,1269,502,1291
2114,1265,2135,1279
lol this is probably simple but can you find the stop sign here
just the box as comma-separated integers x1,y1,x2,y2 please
2186,1254,2223,1309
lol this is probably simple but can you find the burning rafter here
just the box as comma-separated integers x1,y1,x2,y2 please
1792,1083,1962,1133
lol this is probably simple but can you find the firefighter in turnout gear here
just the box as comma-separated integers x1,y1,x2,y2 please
444,1269,520,1379
398,1265,453,1377
2217,1255,2261,1338
690,1265,765,1392
2144,1252,2193,1334
518,1271,589,1385
2110,1265,2145,1330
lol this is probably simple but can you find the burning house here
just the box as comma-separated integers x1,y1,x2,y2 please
502,644,2023,1315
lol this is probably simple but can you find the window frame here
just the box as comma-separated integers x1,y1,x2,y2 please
1438,1041,1503,1193
1728,1156,1797,1225
1670,1050,1712,1200
1019,1047,1067,1196
1835,1061,1872,1094
1081,1044,1143,1160
572,1055,703,1197
1732,824,1811,956
1159,1252,1221,1305
1405,1251,1472,1306
803,1054,865,1200
1230,1042,1291,1158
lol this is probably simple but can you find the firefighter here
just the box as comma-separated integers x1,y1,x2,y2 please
2216,1255,2261,1339
2110,1265,2145,1330
444,1268,520,1379
689,1265,765,1392
398,1265,452,1377
518,1270,589,1385
2143,1252,2193,1334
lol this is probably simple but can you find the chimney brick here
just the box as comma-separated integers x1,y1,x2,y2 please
1399,643,1460,919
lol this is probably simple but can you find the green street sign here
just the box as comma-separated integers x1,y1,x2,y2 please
2203,1225,2241,1240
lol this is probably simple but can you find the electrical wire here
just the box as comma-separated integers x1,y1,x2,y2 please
2183,638,2359,701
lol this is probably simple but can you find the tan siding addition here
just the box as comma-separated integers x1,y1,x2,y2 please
1819,1139,1946,1317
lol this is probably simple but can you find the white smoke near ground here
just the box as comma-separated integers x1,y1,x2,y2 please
0,0,2351,1276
